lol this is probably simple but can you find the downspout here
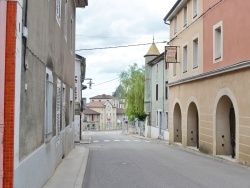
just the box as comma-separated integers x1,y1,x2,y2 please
0,0,7,185
162,56,165,140
23,0,28,70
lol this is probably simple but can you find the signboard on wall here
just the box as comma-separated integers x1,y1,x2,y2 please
165,46,178,63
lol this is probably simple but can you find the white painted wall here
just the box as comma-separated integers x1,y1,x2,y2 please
14,125,74,188
74,115,80,142
14,2,23,170
151,126,160,139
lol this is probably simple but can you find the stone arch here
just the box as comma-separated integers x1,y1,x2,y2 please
186,98,199,148
173,102,182,143
213,88,239,160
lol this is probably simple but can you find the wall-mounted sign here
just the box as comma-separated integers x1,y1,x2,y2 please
165,46,178,63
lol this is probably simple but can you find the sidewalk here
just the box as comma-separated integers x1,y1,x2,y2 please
42,144,89,188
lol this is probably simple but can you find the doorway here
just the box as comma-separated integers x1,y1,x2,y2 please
216,95,236,158
173,103,182,143
187,102,199,148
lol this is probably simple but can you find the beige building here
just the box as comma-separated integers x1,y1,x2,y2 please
87,101,117,130
82,108,100,131
164,0,250,166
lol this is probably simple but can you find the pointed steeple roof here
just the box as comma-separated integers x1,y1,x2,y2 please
144,37,160,57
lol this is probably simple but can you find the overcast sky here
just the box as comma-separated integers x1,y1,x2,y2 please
76,0,176,101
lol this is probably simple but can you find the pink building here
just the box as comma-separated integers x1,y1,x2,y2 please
165,0,250,166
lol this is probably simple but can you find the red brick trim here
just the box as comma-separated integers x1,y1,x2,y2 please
4,2,17,187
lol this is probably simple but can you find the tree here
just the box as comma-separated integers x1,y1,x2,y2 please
118,63,147,122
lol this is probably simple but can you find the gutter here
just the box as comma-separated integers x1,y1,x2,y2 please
23,0,28,70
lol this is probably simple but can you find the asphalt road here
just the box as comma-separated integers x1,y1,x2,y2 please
82,131,250,188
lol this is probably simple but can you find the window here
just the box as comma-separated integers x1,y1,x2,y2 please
165,62,169,70
193,0,198,18
56,0,62,26
64,0,68,40
213,21,223,62
61,84,66,130
45,69,53,142
56,79,61,137
173,63,177,76
183,6,187,27
174,16,177,35
193,38,199,68
166,112,169,129
165,81,168,100
183,45,188,73
156,84,158,100
69,88,73,127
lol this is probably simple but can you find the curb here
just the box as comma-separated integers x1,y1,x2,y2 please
74,148,90,188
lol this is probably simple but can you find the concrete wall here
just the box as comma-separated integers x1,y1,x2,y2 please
18,0,75,161
169,68,250,165
169,0,203,84
14,125,74,188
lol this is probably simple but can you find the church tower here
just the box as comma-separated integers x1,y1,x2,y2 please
144,38,160,117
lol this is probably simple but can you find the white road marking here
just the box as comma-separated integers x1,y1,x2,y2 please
124,140,130,142
93,140,99,143
144,141,151,143
104,140,110,142
133,140,140,142
114,140,120,142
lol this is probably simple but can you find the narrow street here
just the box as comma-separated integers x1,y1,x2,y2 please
82,131,250,188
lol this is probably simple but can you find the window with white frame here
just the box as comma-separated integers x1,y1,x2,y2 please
156,84,158,100
183,45,188,72
193,38,199,68
45,69,53,142
56,79,61,137
166,112,169,129
69,88,73,127
61,84,66,130
165,81,168,100
213,21,223,61
56,0,62,26
64,0,68,40
183,6,187,27
174,16,177,35
193,0,198,18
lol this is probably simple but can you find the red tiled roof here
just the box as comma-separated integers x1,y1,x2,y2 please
87,101,105,108
82,108,100,115
89,94,116,99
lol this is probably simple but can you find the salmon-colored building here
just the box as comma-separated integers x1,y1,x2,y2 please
164,0,250,166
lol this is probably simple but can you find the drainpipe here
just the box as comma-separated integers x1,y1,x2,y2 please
23,0,28,70
0,0,7,184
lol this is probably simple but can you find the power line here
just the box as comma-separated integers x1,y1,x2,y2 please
75,34,168,40
92,78,119,87
75,41,167,51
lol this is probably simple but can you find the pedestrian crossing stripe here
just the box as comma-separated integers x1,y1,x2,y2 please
92,140,151,143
